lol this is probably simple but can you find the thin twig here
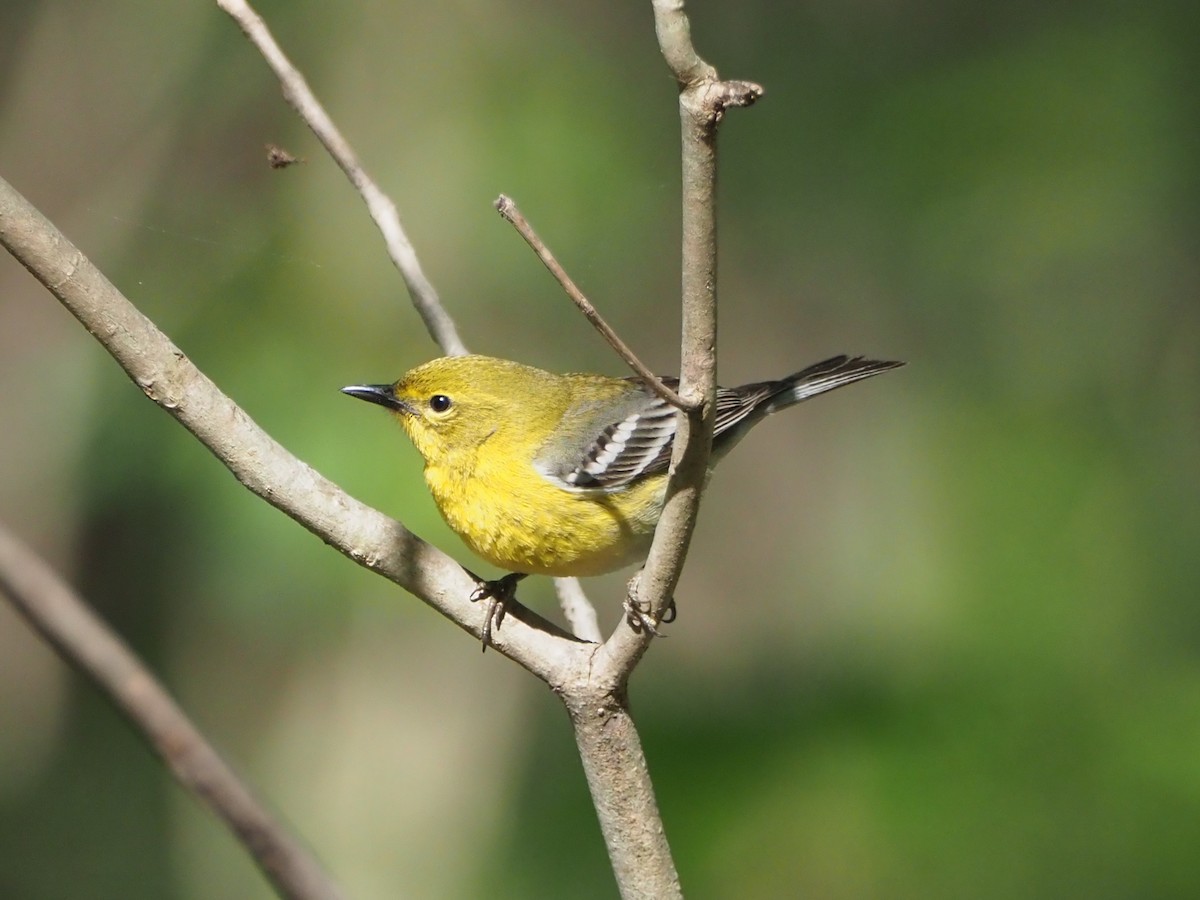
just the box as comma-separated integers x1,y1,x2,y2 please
494,195,694,412
651,0,716,86
0,523,346,900
554,577,603,644
214,0,468,357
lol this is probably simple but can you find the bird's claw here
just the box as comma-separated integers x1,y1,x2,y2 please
623,592,676,637
466,570,526,652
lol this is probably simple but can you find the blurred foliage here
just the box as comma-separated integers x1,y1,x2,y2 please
2,0,1199,897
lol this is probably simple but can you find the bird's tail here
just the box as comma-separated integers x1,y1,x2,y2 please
761,355,905,415
711,355,904,456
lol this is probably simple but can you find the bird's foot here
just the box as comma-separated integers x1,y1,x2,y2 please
623,574,677,637
466,570,527,652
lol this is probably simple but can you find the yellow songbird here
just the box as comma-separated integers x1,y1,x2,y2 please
344,353,902,645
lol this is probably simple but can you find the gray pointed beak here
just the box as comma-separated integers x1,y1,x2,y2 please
341,383,414,414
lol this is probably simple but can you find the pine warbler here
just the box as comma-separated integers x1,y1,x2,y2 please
343,353,902,642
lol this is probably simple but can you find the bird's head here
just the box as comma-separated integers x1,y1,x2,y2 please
342,355,556,467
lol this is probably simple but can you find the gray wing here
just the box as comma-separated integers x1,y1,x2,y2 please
536,382,680,492
534,377,769,492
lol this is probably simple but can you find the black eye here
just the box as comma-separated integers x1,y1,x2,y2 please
429,394,452,413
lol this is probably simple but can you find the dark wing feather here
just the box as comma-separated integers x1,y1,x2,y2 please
559,388,678,489
542,376,772,490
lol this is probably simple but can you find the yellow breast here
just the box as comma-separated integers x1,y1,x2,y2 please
423,456,666,578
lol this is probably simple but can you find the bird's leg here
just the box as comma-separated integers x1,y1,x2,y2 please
465,570,527,652
622,570,676,636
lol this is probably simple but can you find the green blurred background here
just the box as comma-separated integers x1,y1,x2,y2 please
2,0,1198,897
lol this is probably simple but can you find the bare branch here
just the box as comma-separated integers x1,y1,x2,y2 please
554,577,603,644
567,697,683,900
551,2,764,892
214,0,468,357
651,0,716,86
494,195,693,411
0,522,345,900
595,3,763,681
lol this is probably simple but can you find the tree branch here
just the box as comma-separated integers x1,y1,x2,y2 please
494,194,693,411
567,696,683,899
554,577,603,644
0,522,345,900
214,0,467,357
651,0,716,86
596,2,762,678
562,3,762,896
